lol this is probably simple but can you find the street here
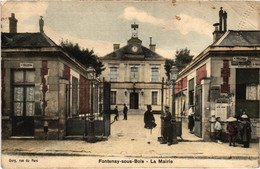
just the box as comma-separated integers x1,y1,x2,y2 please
2,112,259,168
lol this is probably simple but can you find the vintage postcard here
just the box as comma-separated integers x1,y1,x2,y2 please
1,0,260,168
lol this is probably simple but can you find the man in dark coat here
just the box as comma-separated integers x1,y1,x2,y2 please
144,105,156,129
123,104,128,120
240,114,251,148
161,106,173,145
188,114,194,133
113,106,119,121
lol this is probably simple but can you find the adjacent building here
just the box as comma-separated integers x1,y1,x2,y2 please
1,14,100,139
100,24,167,112
174,8,260,141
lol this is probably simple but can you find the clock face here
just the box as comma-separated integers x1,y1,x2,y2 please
132,46,138,52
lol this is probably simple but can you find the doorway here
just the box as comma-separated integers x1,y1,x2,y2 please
194,85,202,138
12,69,35,136
130,92,139,109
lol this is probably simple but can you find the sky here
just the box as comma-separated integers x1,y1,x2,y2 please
1,1,260,59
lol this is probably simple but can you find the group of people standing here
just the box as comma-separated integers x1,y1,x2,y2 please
144,105,174,146
113,104,128,121
215,114,252,148
187,106,252,148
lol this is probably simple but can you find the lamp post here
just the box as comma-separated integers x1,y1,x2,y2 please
170,65,178,144
161,77,164,137
87,67,97,143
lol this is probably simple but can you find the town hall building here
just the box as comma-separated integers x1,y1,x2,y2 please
100,24,167,112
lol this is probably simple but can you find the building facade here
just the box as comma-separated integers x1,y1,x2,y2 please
174,9,260,141
100,24,167,112
1,14,100,139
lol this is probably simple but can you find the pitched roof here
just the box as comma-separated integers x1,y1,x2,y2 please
101,43,164,60
1,33,57,48
178,30,260,78
212,30,260,47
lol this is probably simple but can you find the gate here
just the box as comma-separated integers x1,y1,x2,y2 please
194,85,202,138
65,79,110,137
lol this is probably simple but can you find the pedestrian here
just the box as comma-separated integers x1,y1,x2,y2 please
227,117,238,147
188,107,194,133
240,114,251,148
214,117,222,143
113,106,119,121
144,105,156,129
144,105,156,144
160,106,173,146
123,104,128,120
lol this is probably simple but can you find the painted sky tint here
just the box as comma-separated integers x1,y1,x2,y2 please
1,1,259,59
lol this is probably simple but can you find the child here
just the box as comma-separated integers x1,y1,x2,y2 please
227,117,238,147
214,117,222,143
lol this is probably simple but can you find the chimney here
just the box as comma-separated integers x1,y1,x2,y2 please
113,44,120,51
213,23,225,42
213,8,228,42
149,37,156,52
219,7,223,31
223,11,227,32
9,13,18,33
39,16,44,33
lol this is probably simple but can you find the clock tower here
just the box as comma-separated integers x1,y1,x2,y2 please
127,23,142,45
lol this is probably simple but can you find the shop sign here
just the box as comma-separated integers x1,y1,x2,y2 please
251,60,260,67
231,56,250,66
231,56,260,67
232,56,248,62
20,63,33,68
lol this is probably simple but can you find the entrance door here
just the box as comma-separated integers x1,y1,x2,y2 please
130,92,139,109
194,85,202,138
12,70,35,136
235,69,259,118
12,86,35,136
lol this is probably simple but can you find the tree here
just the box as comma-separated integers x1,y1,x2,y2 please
164,59,175,80
60,40,105,76
175,48,193,70
164,48,193,80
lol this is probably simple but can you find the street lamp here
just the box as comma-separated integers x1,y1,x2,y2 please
170,65,178,144
86,67,97,143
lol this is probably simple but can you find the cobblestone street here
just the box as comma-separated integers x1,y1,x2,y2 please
2,114,259,158
2,113,259,168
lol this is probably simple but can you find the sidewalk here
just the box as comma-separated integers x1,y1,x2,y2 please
2,114,259,159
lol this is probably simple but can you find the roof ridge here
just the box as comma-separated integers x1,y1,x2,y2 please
213,31,230,46
41,33,58,46
102,43,165,60
228,30,260,32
